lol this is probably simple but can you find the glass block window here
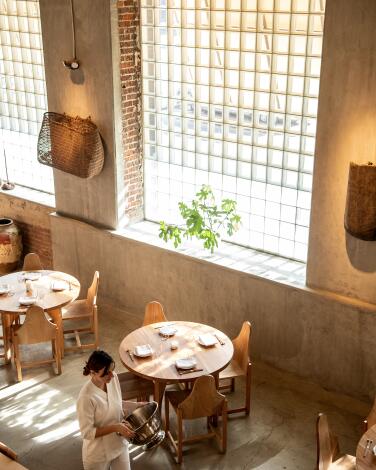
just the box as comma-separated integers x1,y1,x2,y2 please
142,0,325,261
0,0,54,194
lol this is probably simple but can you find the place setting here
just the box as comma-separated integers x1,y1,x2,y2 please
0,283,15,297
174,356,203,376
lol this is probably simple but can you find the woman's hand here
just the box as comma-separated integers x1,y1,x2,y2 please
116,422,135,438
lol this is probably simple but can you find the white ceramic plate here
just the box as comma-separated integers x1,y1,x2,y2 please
175,357,197,370
0,284,10,295
51,281,68,292
23,272,41,281
198,333,217,347
19,296,37,306
134,344,153,357
159,325,178,337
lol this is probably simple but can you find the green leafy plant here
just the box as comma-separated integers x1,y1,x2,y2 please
159,185,241,253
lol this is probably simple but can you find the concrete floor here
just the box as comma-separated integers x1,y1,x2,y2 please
0,304,370,470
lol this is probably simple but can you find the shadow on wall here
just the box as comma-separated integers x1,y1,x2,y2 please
346,233,376,272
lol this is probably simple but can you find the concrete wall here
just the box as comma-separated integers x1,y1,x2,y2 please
39,0,123,229
307,0,376,303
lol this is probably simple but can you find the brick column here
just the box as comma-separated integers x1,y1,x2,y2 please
117,0,143,222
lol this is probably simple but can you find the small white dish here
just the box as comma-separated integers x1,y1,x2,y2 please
19,296,37,306
175,357,197,370
170,340,178,350
0,284,10,295
198,333,217,347
51,281,68,292
373,444,376,456
23,272,41,281
134,344,153,357
159,325,178,337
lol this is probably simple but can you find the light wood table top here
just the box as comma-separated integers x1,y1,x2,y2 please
0,453,28,469
119,321,234,383
357,425,376,469
0,270,80,313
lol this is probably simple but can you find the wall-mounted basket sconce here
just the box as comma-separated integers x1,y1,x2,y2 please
37,112,104,179
344,162,376,240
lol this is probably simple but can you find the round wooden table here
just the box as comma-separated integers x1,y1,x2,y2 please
356,425,376,469
0,270,80,362
119,321,234,407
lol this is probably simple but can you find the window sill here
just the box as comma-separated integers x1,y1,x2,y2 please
0,185,55,208
114,220,306,287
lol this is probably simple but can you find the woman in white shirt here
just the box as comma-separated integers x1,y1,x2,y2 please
76,350,136,470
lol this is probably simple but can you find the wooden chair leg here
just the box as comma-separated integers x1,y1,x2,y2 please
177,409,183,464
245,364,252,415
222,401,227,453
13,336,22,382
230,377,235,393
165,394,170,434
54,339,62,375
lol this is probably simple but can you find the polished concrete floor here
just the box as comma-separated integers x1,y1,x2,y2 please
0,304,370,470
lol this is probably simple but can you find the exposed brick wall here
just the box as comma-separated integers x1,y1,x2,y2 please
0,193,53,269
117,0,143,222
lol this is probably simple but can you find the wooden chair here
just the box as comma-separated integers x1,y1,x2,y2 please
0,441,17,461
118,371,154,401
219,320,252,415
316,413,356,470
165,375,227,464
62,271,99,352
364,395,376,432
22,253,43,271
11,306,61,382
142,301,167,326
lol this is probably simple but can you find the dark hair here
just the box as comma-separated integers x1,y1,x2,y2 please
83,350,114,376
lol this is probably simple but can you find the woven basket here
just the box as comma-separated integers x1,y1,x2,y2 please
37,112,104,179
344,162,376,240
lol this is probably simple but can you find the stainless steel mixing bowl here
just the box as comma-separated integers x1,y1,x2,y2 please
124,401,165,450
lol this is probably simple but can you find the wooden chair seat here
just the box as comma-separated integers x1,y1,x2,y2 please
219,359,244,380
165,375,227,464
62,300,91,320
330,454,356,469
11,306,61,382
118,371,154,401
316,413,356,470
218,321,252,416
62,271,99,353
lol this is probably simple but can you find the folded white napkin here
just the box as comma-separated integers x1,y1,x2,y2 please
134,344,153,357
175,357,197,370
51,281,68,291
198,333,217,347
19,296,37,306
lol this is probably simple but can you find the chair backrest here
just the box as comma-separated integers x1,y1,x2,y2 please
179,375,226,419
0,441,17,460
365,395,376,430
143,301,167,326
232,321,252,372
15,306,57,345
22,253,43,271
86,271,99,308
316,413,340,470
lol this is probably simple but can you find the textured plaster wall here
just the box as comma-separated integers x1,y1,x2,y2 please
307,0,376,303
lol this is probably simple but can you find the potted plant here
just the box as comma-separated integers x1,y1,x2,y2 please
159,185,241,253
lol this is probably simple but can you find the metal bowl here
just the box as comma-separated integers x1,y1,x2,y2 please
124,401,165,450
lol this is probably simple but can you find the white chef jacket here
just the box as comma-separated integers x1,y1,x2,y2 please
77,372,128,464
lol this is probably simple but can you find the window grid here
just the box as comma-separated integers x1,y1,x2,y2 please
0,0,54,194
142,0,325,261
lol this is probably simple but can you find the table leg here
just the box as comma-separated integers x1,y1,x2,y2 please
48,308,64,358
1,312,13,364
153,381,166,410
212,372,220,427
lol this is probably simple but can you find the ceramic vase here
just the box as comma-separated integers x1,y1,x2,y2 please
0,218,22,274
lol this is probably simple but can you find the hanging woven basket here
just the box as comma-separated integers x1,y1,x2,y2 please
344,162,376,240
37,112,104,179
